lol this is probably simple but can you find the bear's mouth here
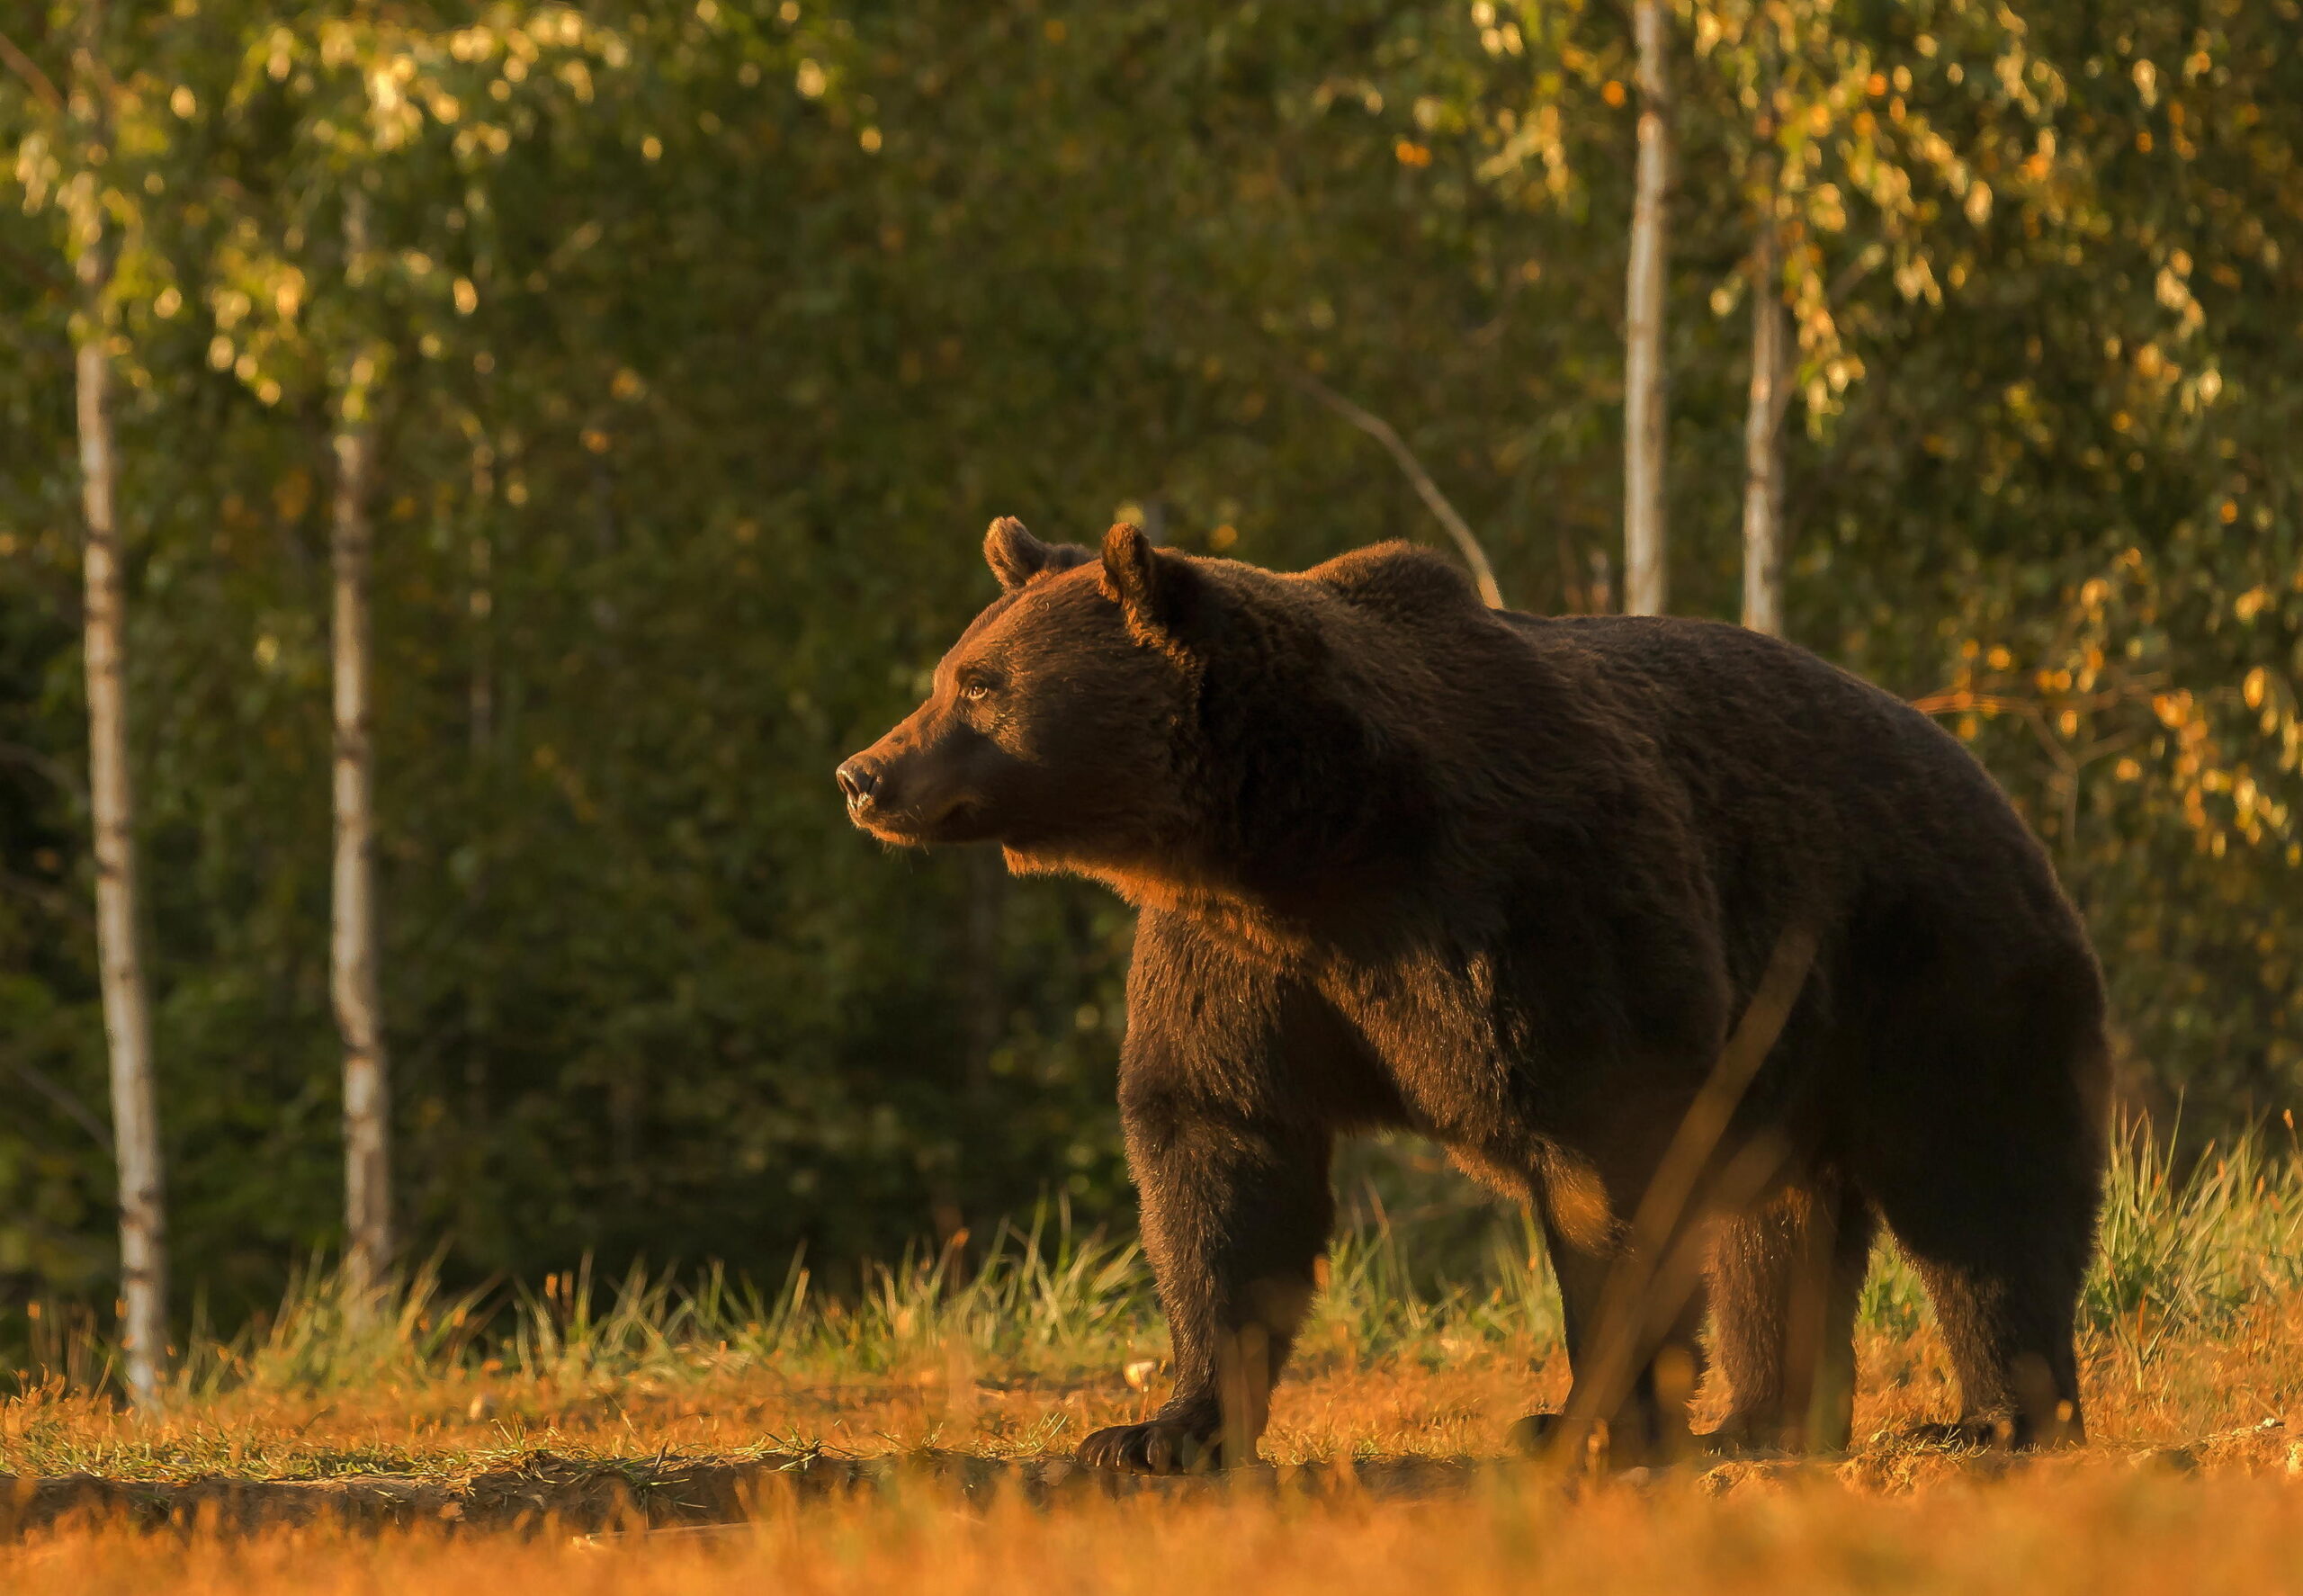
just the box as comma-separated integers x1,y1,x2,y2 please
854,797,988,847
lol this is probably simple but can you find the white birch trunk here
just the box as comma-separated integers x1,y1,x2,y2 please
71,0,169,1413
333,192,392,1303
1623,0,1672,616
1742,157,1791,638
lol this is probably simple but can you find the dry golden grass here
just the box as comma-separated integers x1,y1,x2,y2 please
5,1293,2301,1592
6,1444,2303,1596
4,1130,2298,1588
11,1288,2299,1474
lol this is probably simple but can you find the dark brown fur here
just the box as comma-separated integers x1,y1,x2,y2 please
838,520,2110,1472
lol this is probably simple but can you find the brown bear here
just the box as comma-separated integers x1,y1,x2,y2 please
838,519,2109,1472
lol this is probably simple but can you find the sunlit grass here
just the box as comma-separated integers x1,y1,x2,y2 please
7,1449,2303,1596
22,1116,2286,1415
0,1119,2297,1595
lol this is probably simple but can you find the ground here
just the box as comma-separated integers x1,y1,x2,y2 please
4,1130,2299,1591
4,1298,2301,1594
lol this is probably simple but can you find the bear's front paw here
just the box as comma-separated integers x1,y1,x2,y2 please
1077,1419,1233,1475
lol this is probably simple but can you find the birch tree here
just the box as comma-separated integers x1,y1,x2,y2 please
332,187,391,1302
66,0,169,1412
1739,53,1790,637
1697,0,1976,640
1622,0,1671,615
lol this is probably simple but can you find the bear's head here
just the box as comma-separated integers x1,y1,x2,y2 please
838,518,1466,905
835,517,1214,884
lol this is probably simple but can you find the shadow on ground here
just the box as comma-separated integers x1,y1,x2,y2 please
4,1423,2283,1539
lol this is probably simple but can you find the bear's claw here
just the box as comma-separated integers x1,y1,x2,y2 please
1076,1419,1232,1475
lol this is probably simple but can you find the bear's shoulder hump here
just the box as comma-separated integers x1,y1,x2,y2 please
1304,542,1481,619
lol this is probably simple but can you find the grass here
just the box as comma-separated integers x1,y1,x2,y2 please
13,1466,2303,1596
2,1119,2299,1592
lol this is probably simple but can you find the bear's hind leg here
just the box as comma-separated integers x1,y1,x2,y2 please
1510,1173,1709,1467
1852,969,2105,1449
1844,919,2108,1449
1861,1134,2095,1448
1902,1243,2088,1448
1706,1176,1876,1453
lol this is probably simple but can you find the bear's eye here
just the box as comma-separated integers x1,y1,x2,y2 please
958,675,996,703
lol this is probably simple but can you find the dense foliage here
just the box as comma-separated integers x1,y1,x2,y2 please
2,0,2297,1325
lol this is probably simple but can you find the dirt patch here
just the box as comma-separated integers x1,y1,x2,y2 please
5,1425,2279,1539
0,1450,1496,1537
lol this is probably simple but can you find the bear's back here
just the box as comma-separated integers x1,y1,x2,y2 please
1495,610,2083,962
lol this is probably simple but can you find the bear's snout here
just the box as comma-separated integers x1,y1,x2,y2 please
835,757,883,813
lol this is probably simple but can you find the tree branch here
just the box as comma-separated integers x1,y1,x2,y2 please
0,30,65,114
0,739,90,806
1287,368,1507,610
1825,242,1885,309
13,1060,114,1153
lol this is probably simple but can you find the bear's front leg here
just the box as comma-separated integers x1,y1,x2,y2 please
1076,1084,1333,1474
1077,913,1366,1475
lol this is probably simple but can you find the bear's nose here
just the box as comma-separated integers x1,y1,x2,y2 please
835,759,882,810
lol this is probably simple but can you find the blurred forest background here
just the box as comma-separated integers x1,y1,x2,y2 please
1,0,2298,1333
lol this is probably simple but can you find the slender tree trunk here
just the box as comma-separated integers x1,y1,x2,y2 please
333,192,391,1303
70,0,169,1413
1623,0,1672,616
1741,154,1791,638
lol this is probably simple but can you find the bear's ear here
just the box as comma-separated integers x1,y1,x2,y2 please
983,516,1091,593
984,516,1052,592
1098,523,1170,635
1101,524,1212,651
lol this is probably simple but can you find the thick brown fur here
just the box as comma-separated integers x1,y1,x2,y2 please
838,521,2110,1473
